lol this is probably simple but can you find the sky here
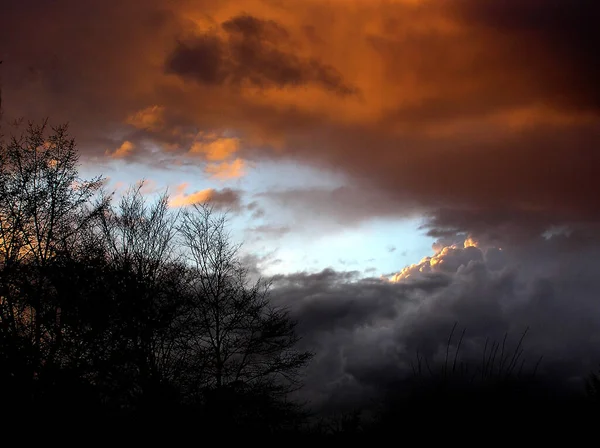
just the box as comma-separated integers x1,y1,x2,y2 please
2,0,600,410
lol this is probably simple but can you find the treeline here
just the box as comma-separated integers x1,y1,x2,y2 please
0,122,312,433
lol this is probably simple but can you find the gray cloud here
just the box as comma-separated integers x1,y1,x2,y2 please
258,186,422,227
165,14,356,96
246,224,291,239
269,233,600,410
207,188,243,210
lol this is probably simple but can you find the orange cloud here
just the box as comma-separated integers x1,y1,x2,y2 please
126,105,165,131
169,189,215,207
106,141,135,159
4,0,600,236
169,185,242,209
190,134,240,161
205,158,245,180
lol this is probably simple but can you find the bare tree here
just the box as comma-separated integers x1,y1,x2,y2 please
99,181,178,278
96,182,188,406
177,203,313,403
0,121,105,267
0,120,314,425
0,121,106,386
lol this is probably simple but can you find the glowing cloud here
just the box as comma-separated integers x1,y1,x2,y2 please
463,236,479,248
391,236,487,282
169,188,215,207
205,158,246,180
106,141,135,159
169,184,242,209
190,135,240,161
126,105,165,131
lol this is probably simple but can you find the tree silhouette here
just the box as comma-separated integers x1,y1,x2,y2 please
93,183,186,411
178,203,313,428
0,121,107,411
0,119,314,432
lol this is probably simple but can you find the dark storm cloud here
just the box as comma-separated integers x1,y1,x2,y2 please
270,268,449,333
452,0,600,112
221,14,290,41
271,235,600,409
165,14,356,96
283,119,600,240
165,36,226,85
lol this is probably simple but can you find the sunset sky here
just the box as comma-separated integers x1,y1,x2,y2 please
2,0,600,409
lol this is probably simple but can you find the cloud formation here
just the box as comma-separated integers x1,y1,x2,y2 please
270,233,600,410
189,134,240,161
165,14,356,96
3,0,598,237
259,186,421,227
106,140,135,159
204,158,245,180
169,184,242,209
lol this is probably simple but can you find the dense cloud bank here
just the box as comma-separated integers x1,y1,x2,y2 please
2,0,599,231
271,233,600,410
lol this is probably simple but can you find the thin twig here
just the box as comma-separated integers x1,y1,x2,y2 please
499,333,508,374
445,322,457,380
452,327,466,375
481,337,489,381
533,355,543,378
507,327,529,377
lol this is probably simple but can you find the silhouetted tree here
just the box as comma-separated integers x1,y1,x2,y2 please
0,121,106,410
94,182,187,411
0,120,314,431
178,204,313,428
